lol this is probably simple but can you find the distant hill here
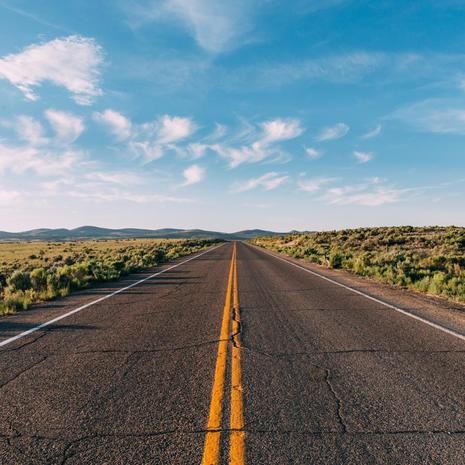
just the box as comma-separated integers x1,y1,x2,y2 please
0,226,288,242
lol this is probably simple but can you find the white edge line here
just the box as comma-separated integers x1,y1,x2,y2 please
249,243,465,342
0,243,225,348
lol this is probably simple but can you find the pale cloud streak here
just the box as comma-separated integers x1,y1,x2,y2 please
127,0,256,53
210,118,303,167
316,123,349,142
324,184,403,206
392,98,465,134
0,143,84,177
361,124,382,139
14,116,48,146
131,115,197,162
353,151,374,163
45,110,85,144
298,176,336,193
234,172,289,192
305,147,321,159
93,109,132,141
0,36,104,105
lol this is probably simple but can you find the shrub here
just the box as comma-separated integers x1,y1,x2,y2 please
7,271,32,292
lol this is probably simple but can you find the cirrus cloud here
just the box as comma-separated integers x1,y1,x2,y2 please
316,122,349,142
233,172,289,192
93,109,132,141
0,35,104,105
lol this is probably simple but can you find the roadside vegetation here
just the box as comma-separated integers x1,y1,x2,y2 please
251,226,465,304
0,238,220,315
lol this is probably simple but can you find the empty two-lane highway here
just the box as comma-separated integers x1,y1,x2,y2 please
1,242,464,464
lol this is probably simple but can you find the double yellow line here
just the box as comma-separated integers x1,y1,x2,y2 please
201,242,246,465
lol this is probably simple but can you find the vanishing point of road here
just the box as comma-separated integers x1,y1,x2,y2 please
1,242,464,464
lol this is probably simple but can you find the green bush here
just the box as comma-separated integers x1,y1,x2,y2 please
0,238,220,315
7,271,32,292
251,226,465,303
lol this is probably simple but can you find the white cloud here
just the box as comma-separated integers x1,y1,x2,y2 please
298,177,336,193
129,115,196,162
353,151,374,163
187,142,210,159
234,172,289,192
15,116,48,146
210,118,303,167
157,115,196,143
0,142,83,176
182,164,205,186
361,124,382,139
0,36,103,105
316,123,349,142
93,109,132,141
392,99,465,134
84,171,143,185
260,118,303,143
129,0,255,53
305,147,321,159
324,184,403,206
45,109,85,144
129,141,164,162
66,188,194,204
233,51,465,91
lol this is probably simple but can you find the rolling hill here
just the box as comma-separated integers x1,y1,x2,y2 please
0,226,287,241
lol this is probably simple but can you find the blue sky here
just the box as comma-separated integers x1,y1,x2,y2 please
1,0,465,232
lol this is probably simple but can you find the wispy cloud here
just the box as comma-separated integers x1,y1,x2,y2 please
361,124,382,139
210,118,303,167
0,36,104,105
93,109,132,141
131,115,197,162
14,116,48,146
316,123,349,142
324,183,403,206
305,147,322,159
353,151,374,163
392,98,465,134
45,110,85,144
126,0,257,54
181,164,205,186
94,111,197,162
233,172,289,192
0,3,69,32
84,171,143,186
0,143,84,177
298,176,336,193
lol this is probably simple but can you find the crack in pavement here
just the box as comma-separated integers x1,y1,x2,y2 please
0,331,47,353
0,356,48,390
4,427,465,443
324,367,348,434
9,338,231,359
238,344,465,358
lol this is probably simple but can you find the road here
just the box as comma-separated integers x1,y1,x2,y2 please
1,241,464,464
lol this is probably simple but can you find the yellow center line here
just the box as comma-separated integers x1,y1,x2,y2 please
201,242,246,465
229,243,246,465
201,244,235,465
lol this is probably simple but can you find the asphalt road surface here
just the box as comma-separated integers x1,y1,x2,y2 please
1,242,464,464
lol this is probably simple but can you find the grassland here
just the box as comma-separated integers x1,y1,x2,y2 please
0,238,220,315
251,226,465,304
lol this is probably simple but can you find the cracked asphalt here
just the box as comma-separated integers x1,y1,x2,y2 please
1,242,465,464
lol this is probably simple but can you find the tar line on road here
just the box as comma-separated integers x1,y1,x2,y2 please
201,242,246,465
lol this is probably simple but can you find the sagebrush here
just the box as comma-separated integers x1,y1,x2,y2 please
251,226,465,303
0,238,220,315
